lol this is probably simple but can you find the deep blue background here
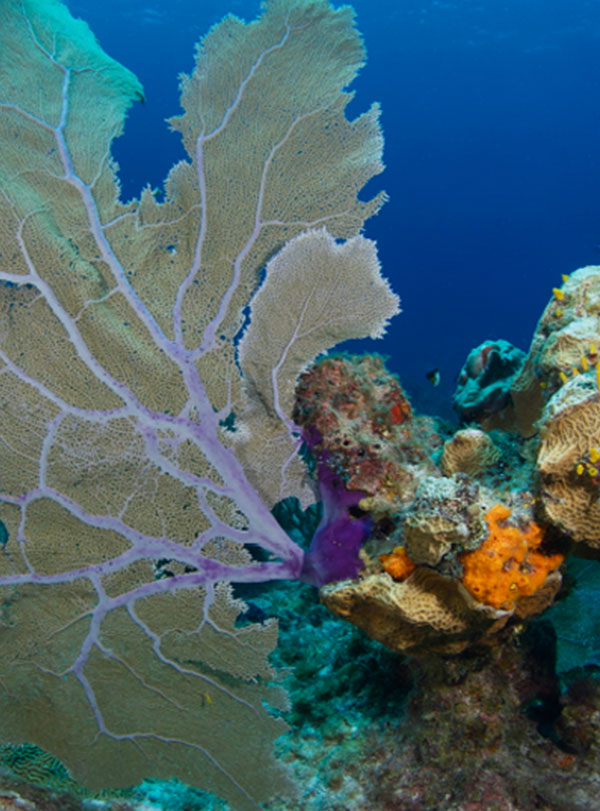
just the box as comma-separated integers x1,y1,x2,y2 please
66,0,600,419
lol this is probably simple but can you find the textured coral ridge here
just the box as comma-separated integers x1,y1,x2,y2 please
511,265,600,434
537,376,600,546
523,267,600,550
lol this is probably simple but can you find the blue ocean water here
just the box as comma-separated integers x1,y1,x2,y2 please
65,0,600,421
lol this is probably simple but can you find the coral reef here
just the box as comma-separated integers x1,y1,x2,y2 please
320,494,563,655
297,271,600,669
279,263,600,810
294,352,566,658
2,0,600,805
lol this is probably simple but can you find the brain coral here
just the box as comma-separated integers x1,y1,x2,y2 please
537,375,600,547
441,428,501,478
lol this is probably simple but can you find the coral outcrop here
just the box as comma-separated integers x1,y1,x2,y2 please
321,494,563,655
511,265,600,435
296,352,567,657
301,267,600,666
293,354,441,519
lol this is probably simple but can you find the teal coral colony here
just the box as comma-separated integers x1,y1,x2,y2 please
1,0,600,810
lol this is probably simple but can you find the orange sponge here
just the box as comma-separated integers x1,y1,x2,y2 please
380,546,417,581
461,504,563,610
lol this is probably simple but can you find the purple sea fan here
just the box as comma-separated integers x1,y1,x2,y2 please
0,0,399,808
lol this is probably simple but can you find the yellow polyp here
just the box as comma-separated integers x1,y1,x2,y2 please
581,356,589,372
572,367,580,376
555,308,563,317
588,466,598,478
559,371,568,384
590,447,600,463
596,363,600,389
576,463,585,475
562,274,570,283
539,381,547,389
553,288,565,300
590,343,598,355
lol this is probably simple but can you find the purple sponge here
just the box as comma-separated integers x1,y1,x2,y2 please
301,462,370,587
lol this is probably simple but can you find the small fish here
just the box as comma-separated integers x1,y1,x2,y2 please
426,368,441,387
